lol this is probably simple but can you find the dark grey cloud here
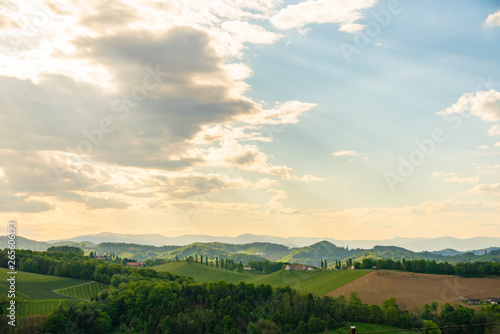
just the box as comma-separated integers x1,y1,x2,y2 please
0,191,54,213
79,1,139,29
0,27,258,172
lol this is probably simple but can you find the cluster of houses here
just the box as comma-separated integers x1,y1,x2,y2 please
468,297,500,305
126,261,146,267
284,264,315,271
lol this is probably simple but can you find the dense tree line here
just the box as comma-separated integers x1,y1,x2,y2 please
13,279,499,334
248,260,287,274
47,245,84,255
3,250,500,333
353,258,500,276
0,249,192,285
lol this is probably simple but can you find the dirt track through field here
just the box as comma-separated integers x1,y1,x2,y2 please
326,271,500,311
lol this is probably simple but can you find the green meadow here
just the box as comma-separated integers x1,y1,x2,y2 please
0,268,108,317
152,262,370,295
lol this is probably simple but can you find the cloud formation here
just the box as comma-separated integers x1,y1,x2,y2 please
485,10,500,27
438,90,500,122
332,150,357,156
270,0,376,33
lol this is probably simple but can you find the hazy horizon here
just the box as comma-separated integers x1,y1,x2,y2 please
1,1,500,241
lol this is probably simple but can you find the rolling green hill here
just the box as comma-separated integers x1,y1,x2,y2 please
153,262,370,295
0,268,108,317
280,241,354,267
0,236,50,251
0,268,89,300
251,269,371,295
152,261,256,284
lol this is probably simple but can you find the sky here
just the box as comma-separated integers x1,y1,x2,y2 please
0,0,500,241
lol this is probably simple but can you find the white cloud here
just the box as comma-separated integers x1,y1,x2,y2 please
254,178,280,189
477,145,489,149
438,90,500,122
332,150,357,156
432,170,478,184
270,0,376,33
339,23,365,33
488,124,500,136
465,183,500,196
220,21,282,45
241,100,316,125
444,176,479,184
300,174,326,182
201,138,297,180
485,10,500,27
266,189,300,214
0,13,20,30
495,142,500,147
0,0,322,218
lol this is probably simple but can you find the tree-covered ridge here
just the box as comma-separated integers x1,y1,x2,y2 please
0,249,192,285
2,249,500,333
36,278,500,333
47,245,84,255
354,258,500,276
2,237,500,267
97,241,500,267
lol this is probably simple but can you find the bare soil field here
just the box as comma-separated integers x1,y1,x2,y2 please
326,270,500,311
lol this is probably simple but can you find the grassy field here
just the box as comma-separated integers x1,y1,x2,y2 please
152,261,256,284
17,299,80,317
0,268,108,317
327,270,500,311
252,269,371,295
56,281,109,300
152,262,370,295
0,268,90,300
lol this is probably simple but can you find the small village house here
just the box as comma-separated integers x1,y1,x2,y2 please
126,261,145,267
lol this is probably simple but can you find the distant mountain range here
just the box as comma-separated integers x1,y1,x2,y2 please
1,233,499,268
40,232,500,252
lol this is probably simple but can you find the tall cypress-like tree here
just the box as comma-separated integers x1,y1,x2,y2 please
216,257,219,269
206,258,208,266
200,254,203,265
195,255,198,263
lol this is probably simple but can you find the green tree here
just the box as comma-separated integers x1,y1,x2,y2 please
45,308,67,333
247,321,259,334
308,314,326,332
422,320,441,334
237,261,244,274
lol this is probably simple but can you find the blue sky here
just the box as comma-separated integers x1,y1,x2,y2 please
0,0,499,241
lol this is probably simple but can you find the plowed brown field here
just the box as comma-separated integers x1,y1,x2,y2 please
326,270,500,311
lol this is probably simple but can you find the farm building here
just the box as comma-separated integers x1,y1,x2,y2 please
243,266,252,271
284,264,310,270
487,297,500,304
126,261,145,267
468,299,481,305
